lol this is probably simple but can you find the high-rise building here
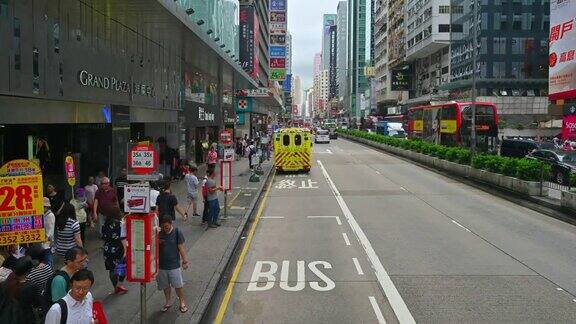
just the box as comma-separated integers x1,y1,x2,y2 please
313,53,323,79
374,0,398,111
292,75,303,107
336,1,348,100
322,14,338,70
329,25,338,99
240,0,271,87
387,0,406,70
347,0,371,123
444,0,549,123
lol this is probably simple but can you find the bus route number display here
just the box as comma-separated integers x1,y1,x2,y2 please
128,144,158,175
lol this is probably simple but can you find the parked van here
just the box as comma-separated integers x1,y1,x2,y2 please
274,128,313,172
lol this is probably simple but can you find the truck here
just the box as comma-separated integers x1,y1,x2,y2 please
375,121,406,138
323,120,338,139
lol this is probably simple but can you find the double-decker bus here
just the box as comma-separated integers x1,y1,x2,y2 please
407,102,499,151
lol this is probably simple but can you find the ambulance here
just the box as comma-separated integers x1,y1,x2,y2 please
273,128,312,172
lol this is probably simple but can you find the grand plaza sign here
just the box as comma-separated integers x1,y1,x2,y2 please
78,70,155,97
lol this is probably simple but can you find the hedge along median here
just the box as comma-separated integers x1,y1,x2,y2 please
338,129,551,197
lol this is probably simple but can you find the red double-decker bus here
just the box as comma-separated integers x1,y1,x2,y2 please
407,102,499,151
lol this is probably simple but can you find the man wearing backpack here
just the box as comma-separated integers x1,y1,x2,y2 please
44,269,95,324
42,247,88,315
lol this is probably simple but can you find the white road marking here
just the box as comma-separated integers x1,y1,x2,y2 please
261,216,285,219
342,233,351,246
572,299,576,303
369,296,387,324
318,160,415,324
307,215,342,225
556,287,564,291
375,171,381,175
244,193,253,196
352,257,364,275
230,206,246,210
451,220,471,233
400,186,407,191
326,149,333,154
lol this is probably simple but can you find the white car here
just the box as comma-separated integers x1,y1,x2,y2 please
315,129,331,143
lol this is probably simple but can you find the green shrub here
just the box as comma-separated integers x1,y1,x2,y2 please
515,159,549,181
571,173,576,187
435,146,449,159
472,154,490,169
485,155,504,173
500,157,519,177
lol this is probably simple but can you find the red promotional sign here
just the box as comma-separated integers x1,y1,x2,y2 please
220,129,233,146
270,58,286,68
128,144,158,175
563,114,576,140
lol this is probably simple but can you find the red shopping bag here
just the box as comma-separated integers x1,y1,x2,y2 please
93,300,108,324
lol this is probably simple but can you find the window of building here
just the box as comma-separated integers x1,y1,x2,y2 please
33,48,40,94
493,62,506,78
439,5,450,13
493,37,506,54
513,14,522,30
499,14,508,30
439,24,450,32
451,5,464,13
511,38,525,54
442,66,449,74
0,0,7,18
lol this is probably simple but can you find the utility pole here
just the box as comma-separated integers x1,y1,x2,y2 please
470,0,478,154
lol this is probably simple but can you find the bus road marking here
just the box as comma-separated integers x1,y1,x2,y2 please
352,257,364,275
342,233,351,246
369,296,387,324
451,220,471,232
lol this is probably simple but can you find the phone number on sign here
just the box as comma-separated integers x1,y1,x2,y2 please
0,229,45,246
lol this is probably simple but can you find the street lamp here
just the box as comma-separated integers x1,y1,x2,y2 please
470,0,478,155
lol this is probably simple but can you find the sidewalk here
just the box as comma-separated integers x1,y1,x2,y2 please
83,157,273,323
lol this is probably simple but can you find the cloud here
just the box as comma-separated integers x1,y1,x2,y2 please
288,0,341,90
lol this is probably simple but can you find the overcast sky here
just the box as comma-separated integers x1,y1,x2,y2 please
288,0,340,90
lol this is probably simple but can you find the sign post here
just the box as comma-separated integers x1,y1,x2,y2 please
0,160,45,246
65,155,76,198
220,161,232,219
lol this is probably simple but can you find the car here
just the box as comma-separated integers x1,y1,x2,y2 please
500,139,555,158
527,149,576,185
314,129,330,144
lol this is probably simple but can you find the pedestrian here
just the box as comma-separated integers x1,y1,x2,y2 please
247,141,257,170
42,197,56,267
54,203,83,267
70,188,88,244
0,245,20,271
44,269,95,324
201,175,209,225
156,180,188,221
150,181,161,215
206,168,223,228
84,176,99,216
235,137,243,161
0,256,39,324
92,176,119,235
114,167,129,205
43,246,88,309
207,143,218,171
242,134,248,157
185,164,201,217
157,215,189,313
102,207,128,295
261,134,270,160
46,184,64,216
25,244,53,321
95,170,106,187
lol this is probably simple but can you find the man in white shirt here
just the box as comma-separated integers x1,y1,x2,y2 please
45,269,95,324
42,197,56,267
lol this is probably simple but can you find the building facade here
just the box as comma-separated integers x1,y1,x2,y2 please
347,0,371,123
329,25,339,100
336,1,348,101
322,14,338,70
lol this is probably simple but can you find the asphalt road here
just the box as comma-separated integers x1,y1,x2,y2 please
209,138,576,323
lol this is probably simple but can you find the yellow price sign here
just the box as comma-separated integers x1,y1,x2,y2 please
0,229,46,245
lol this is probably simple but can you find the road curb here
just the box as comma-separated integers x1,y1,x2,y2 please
189,165,274,323
341,134,576,226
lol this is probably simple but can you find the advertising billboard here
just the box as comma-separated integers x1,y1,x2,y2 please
390,66,412,91
270,11,286,22
270,46,286,57
270,58,286,69
270,0,286,11
239,6,260,80
549,0,576,100
270,22,287,35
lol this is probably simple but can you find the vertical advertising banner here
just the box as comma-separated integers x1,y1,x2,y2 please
549,0,576,100
269,0,287,81
239,6,260,80
563,105,576,140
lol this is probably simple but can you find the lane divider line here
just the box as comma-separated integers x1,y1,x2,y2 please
261,216,285,219
375,171,381,175
352,257,364,275
369,296,387,324
318,160,416,324
451,220,471,233
342,233,351,246
214,172,276,324
307,215,342,225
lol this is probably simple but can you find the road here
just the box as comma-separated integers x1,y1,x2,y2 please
208,138,576,323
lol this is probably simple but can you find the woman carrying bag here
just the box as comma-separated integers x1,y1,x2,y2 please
101,208,128,295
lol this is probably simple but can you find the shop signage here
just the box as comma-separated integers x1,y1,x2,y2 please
270,11,286,22
236,98,253,112
236,88,272,97
549,0,576,100
390,67,411,91
563,114,576,140
283,74,292,92
64,156,76,187
270,22,287,35
239,6,260,80
78,70,155,97
270,58,286,69
270,35,286,45
270,46,286,58
0,160,45,246
270,69,287,81
270,0,286,11
220,129,233,146
198,107,215,122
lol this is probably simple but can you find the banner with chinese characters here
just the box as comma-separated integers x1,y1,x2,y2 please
269,0,287,81
239,5,260,80
0,160,45,246
549,0,576,100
